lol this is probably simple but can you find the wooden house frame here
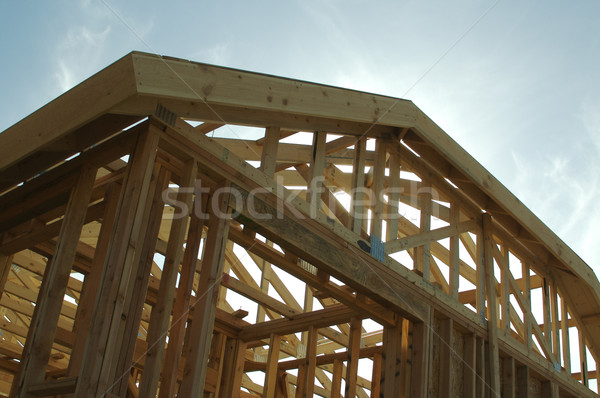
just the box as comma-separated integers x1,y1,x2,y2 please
0,51,599,397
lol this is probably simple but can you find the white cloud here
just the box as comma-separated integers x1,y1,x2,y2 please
51,1,154,93
54,25,111,92
190,42,232,66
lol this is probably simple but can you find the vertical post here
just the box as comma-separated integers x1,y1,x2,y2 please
410,308,431,398
580,330,588,387
370,140,386,240
415,177,431,282
219,338,248,398
12,164,97,397
254,240,277,324
112,165,171,395
475,336,485,398
296,325,317,398
112,165,170,396
300,285,314,352
543,277,552,352
208,333,227,397
541,380,559,398
179,185,232,397
381,325,400,397
449,204,460,299
344,317,362,397
439,318,453,398
370,352,382,398
550,278,561,368
463,333,476,398
349,137,367,234
399,318,410,397
159,191,209,398
482,214,500,395
517,365,530,398
502,357,515,398
522,262,532,352
476,229,486,325
386,145,401,242
138,159,197,397
256,253,273,323
68,182,121,376
76,127,159,398
500,246,511,335
306,131,326,209
260,126,280,178
330,359,343,398
264,333,282,397
560,297,571,374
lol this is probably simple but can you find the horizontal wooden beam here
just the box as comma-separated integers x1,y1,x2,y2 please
244,345,382,372
239,303,356,341
385,219,477,254
28,377,77,396
221,273,299,319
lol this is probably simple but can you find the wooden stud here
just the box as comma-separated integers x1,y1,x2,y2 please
11,163,97,397
264,333,282,397
330,359,343,398
256,240,274,323
439,318,453,398
499,245,511,335
386,144,401,242
550,278,561,368
561,296,571,374
475,336,485,398
111,164,170,397
138,159,197,397
449,204,460,299
541,380,559,398
463,333,476,398
475,229,486,325
219,338,248,398
260,126,281,178
178,184,232,397
68,181,121,376
301,283,314,353
482,214,500,396
344,317,362,397
415,177,432,282
370,352,382,398
543,276,552,353
370,139,386,239
410,308,432,398
296,325,317,398
381,326,399,397
399,318,410,397
522,262,532,352
502,357,515,398
159,191,209,398
306,131,327,210
580,328,588,387
516,365,529,398
75,128,159,397
349,137,367,234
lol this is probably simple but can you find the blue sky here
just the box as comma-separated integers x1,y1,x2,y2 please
1,0,600,274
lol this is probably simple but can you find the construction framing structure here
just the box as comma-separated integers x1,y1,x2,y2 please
0,52,599,397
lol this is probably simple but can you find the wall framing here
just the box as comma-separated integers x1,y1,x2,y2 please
0,52,599,397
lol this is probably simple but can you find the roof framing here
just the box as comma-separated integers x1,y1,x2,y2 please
1,51,599,397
